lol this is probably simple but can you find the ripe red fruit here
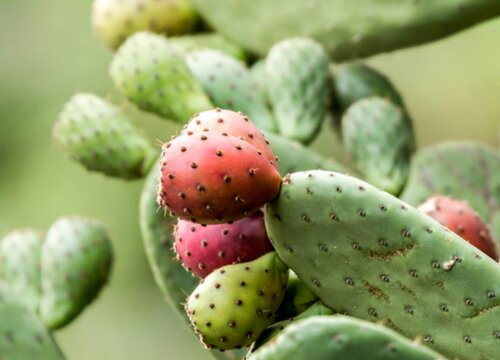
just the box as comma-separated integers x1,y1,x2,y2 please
418,196,498,260
157,131,281,224
174,211,274,278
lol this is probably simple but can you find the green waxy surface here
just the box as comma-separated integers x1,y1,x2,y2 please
249,316,445,360
265,38,330,144
342,97,414,195
265,170,500,360
92,0,199,49
401,142,500,242
186,49,276,132
275,271,319,321
0,283,64,360
0,230,43,314
110,32,213,123
169,33,247,61
191,0,500,61
54,93,156,180
40,217,114,330
186,252,289,350
265,132,347,175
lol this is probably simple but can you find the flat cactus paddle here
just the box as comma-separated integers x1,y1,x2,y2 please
265,170,500,360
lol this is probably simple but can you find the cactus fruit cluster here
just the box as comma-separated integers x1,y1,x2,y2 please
5,0,500,358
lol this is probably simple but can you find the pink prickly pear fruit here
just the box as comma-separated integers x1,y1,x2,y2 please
174,210,274,278
157,132,282,224
418,195,499,260
182,108,278,171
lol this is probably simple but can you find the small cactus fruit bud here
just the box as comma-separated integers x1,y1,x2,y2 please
174,210,274,278
418,196,498,260
185,252,289,350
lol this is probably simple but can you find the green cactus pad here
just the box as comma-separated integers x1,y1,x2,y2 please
191,0,500,61
0,283,64,359
185,252,289,350
275,271,319,321
92,0,199,49
169,33,247,61
330,62,405,130
265,132,346,176
249,60,269,106
186,49,276,132
265,170,500,360
265,38,330,144
249,316,445,360
110,32,213,122
342,97,414,195
54,93,156,180
401,142,500,243
40,217,114,330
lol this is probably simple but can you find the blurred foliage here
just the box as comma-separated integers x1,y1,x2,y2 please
0,1,498,359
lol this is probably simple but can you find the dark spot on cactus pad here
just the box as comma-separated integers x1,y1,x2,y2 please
463,336,472,344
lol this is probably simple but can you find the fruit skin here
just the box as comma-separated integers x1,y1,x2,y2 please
400,142,500,242
185,252,289,350
0,282,64,359
419,196,498,260
110,32,213,123
92,0,198,49
265,38,330,144
274,271,318,321
248,316,445,360
0,230,43,314
54,93,156,180
168,33,247,61
186,49,276,133
40,217,114,330
182,108,278,170
157,132,281,224
265,170,500,360
342,97,414,195
174,210,274,278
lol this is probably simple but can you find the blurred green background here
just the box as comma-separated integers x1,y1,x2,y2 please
0,1,499,359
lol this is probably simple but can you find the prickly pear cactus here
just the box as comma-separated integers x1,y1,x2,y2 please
265,170,500,360
249,316,446,360
186,49,276,132
185,252,289,350
342,97,414,195
92,0,198,49
110,32,213,122
265,38,330,144
275,271,319,321
53,93,156,179
191,0,500,60
0,283,64,360
0,230,43,314
40,217,114,330
400,142,500,242
169,33,247,61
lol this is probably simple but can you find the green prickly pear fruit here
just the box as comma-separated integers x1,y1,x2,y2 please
168,33,247,61
264,170,500,360
0,283,64,359
249,316,446,360
265,38,330,144
185,252,289,350
186,50,276,133
342,97,414,195
110,32,213,122
40,217,113,330
92,0,198,49
275,271,318,321
54,93,156,180
0,230,43,314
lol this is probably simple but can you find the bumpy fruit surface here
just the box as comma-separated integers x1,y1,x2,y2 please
92,0,198,49
185,252,289,350
157,126,281,224
175,210,273,278
419,196,498,260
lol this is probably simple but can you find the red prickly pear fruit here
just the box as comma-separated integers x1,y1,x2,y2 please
183,108,278,171
157,132,282,224
174,210,274,278
418,196,499,260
